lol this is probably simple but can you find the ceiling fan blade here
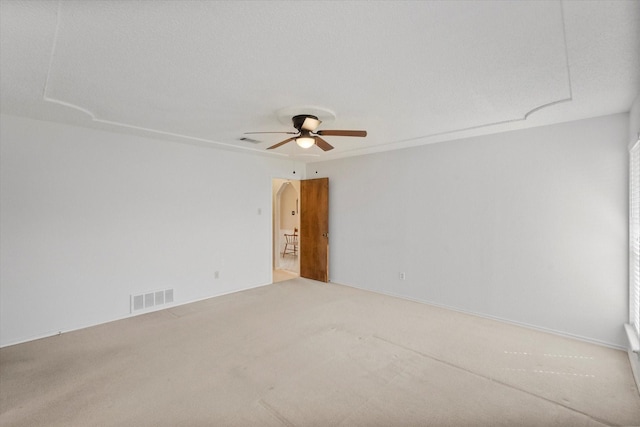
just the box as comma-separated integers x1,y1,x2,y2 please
267,137,296,150
244,131,297,135
316,130,367,137
314,136,334,151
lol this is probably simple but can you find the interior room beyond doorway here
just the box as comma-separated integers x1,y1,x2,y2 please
273,179,300,282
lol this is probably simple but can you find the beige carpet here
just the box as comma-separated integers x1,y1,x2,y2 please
1,279,639,426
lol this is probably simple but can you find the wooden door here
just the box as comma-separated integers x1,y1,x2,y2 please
300,177,329,282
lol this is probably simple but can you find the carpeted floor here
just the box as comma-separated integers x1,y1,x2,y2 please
1,278,639,426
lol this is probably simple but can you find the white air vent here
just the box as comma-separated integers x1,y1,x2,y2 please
131,288,174,313
155,291,164,305
132,294,144,311
238,137,261,144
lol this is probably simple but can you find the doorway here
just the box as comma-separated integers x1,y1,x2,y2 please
273,179,300,282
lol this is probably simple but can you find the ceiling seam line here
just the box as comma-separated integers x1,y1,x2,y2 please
39,1,279,157
39,94,286,156
38,1,576,160
559,0,574,101
333,1,575,157
334,96,574,157
42,0,62,100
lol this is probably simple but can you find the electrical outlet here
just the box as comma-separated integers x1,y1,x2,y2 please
399,272,406,280
214,271,219,279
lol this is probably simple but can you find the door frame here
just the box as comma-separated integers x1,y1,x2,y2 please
270,176,329,283
272,178,301,275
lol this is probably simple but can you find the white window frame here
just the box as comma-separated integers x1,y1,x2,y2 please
628,137,640,352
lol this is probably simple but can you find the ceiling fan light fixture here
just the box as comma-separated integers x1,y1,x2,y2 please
296,136,315,149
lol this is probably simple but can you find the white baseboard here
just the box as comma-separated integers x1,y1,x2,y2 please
628,349,640,396
0,281,273,348
333,281,626,350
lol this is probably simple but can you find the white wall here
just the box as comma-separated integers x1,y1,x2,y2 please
280,184,298,230
1,112,631,348
311,113,629,348
0,114,296,347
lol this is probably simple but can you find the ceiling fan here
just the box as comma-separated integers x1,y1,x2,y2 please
245,114,367,151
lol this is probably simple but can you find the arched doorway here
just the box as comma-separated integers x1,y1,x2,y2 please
273,179,300,282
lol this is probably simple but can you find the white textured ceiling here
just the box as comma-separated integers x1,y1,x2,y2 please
1,0,638,161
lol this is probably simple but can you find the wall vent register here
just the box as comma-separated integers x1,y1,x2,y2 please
131,289,174,313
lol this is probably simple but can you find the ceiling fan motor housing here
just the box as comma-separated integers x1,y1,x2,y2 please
292,114,319,132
